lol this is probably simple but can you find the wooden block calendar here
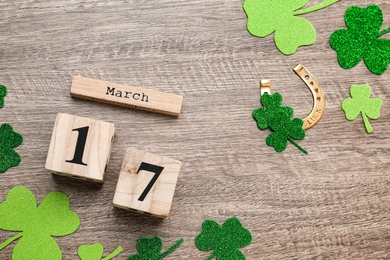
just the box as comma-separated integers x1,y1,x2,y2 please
70,76,183,116
45,113,115,183
113,148,181,218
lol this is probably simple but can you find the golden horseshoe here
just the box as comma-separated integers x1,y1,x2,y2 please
260,64,325,130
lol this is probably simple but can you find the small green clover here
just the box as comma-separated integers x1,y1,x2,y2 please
0,123,23,173
0,186,80,260
330,5,390,75
0,85,7,109
253,93,307,154
266,111,306,153
128,236,184,260
243,0,340,55
195,217,252,260
342,84,382,134
253,93,293,130
78,243,123,260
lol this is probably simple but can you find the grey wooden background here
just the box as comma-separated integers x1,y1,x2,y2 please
1,0,389,259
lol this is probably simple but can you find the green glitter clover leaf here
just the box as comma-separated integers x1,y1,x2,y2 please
127,236,184,260
243,0,340,55
195,217,252,260
0,85,7,108
330,5,390,75
0,123,23,173
0,185,80,260
78,243,123,260
253,92,294,130
253,93,307,154
341,84,382,134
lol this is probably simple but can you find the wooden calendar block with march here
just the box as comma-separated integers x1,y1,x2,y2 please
45,113,115,183
113,148,181,218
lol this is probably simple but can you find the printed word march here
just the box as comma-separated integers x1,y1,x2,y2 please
106,86,149,102
70,76,183,116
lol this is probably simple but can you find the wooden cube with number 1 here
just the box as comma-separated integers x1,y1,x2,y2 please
45,113,115,183
113,148,181,218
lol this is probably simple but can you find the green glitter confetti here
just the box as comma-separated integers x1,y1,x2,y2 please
330,5,390,75
342,84,382,134
243,0,340,55
195,217,252,260
253,93,307,154
0,85,7,109
127,236,184,260
0,186,80,260
78,243,123,260
0,123,23,173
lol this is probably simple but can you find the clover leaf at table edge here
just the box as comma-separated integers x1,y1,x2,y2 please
78,243,123,260
0,85,7,109
127,236,184,260
195,217,252,260
0,186,80,260
243,0,340,55
0,123,23,173
330,5,390,75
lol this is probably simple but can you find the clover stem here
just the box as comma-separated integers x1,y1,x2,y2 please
293,0,340,15
0,233,23,250
378,27,390,37
287,136,308,154
361,113,373,134
160,238,184,258
206,251,217,260
101,246,123,260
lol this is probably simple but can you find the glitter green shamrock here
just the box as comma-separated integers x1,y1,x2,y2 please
0,85,7,109
253,93,307,154
0,186,80,260
342,84,382,134
195,217,252,260
78,243,123,260
127,236,184,260
0,123,23,173
330,5,390,75
243,0,340,55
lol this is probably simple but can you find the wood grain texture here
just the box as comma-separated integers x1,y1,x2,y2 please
0,0,390,259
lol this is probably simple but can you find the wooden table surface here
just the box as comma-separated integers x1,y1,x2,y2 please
1,0,389,259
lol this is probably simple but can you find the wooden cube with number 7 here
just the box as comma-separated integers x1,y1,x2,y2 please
45,113,115,183
113,148,181,218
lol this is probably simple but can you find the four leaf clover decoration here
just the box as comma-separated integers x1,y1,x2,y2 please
78,243,123,260
195,217,252,260
342,84,382,134
128,236,184,260
243,0,340,55
253,93,307,154
0,123,23,173
330,5,390,75
0,186,80,260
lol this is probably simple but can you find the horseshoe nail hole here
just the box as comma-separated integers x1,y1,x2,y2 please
317,97,321,102
315,88,319,93
310,81,314,86
304,75,310,80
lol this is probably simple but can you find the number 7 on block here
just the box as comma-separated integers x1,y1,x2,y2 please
136,162,164,201
113,148,181,218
